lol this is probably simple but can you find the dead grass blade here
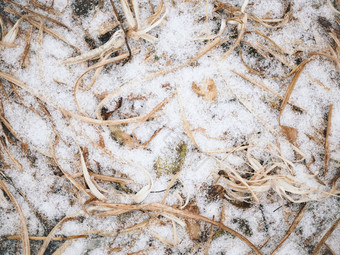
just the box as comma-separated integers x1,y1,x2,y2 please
62,109,150,126
249,2,292,29
255,41,295,69
150,220,178,246
0,115,19,140
0,178,30,255
0,170,51,234
151,202,258,251
5,0,70,30
1,14,32,46
89,201,262,254
133,93,174,132
120,0,137,29
74,50,138,114
78,146,107,201
5,7,79,52
133,165,153,203
63,30,125,65
0,138,23,172
221,14,247,59
324,104,333,177
37,212,84,255
312,216,340,255
126,0,167,43
176,85,201,150
21,26,33,69
0,15,6,40
50,137,88,195
271,203,307,254
29,0,61,15
0,41,18,47
255,30,286,54
328,0,340,14
5,234,88,241
161,166,185,204
132,0,141,30
91,173,133,184
51,240,74,255
232,70,305,112
216,62,278,136
205,221,214,255
279,59,311,125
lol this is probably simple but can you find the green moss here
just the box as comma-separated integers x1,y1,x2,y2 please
155,142,187,177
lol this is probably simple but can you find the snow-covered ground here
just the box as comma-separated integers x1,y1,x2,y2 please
0,0,339,254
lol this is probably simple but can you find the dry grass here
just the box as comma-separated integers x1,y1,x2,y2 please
0,0,339,254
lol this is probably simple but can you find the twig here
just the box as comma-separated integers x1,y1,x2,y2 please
271,203,307,254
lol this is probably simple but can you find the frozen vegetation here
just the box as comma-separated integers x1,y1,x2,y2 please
0,0,339,254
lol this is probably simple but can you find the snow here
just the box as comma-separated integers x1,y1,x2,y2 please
0,0,339,254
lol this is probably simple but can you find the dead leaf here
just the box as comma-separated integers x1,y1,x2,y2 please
109,126,135,148
192,78,217,103
184,202,202,240
281,125,298,143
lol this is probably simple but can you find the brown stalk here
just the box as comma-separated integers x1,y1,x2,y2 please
74,51,135,115
0,81,9,101
110,0,132,60
205,222,215,255
139,127,163,148
0,170,51,234
37,213,83,255
323,104,333,177
5,7,79,52
232,70,305,113
133,93,175,131
5,0,70,30
216,62,277,136
255,30,286,54
221,15,247,60
50,137,89,195
0,178,30,255
0,138,23,172
312,216,340,255
255,41,295,69
271,203,307,254
5,235,88,241
161,166,185,204
29,0,60,16
21,26,33,68
61,109,151,126
324,243,337,255
279,58,311,125
176,85,201,150
90,201,262,255
90,173,133,184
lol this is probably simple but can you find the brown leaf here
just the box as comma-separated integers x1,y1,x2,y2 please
110,126,135,149
184,202,202,240
97,131,105,148
192,78,217,103
281,125,298,143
